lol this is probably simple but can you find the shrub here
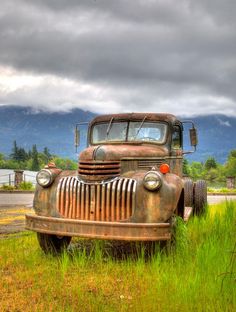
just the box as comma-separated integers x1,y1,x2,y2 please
19,181,34,191
0,184,15,191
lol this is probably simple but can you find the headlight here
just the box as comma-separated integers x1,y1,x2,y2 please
143,171,162,191
36,169,53,187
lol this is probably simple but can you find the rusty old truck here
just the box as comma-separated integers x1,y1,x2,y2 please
25,113,207,253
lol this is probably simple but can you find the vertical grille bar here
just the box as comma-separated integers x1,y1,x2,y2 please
78,183,81,220
131,180,136,216
95,184,101,221
121,179,128,220
116,179,123,220
106,183,111,221
72,178,77,219
101,184,106,221
85,184,90,220
57,177,136,222
80,183,85,219
111,180,116,221
69,177,74,219
64,177,71,217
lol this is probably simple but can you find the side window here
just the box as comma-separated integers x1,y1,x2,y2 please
172,126,182,149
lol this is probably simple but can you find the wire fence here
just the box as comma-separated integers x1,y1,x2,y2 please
0,170,37,186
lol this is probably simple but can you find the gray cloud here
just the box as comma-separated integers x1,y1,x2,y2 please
0,0,236,116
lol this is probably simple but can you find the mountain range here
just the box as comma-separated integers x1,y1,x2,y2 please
0,106,235,163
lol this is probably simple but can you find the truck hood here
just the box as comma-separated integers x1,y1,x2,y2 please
79,144,169,161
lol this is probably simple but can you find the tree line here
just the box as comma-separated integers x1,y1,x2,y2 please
0,141,77,171
183,150,236,186
0,141,235,187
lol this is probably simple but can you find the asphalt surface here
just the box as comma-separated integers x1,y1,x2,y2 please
0,193,34,207
207,195,236,204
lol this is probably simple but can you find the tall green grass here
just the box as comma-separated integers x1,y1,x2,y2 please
0,201,235,311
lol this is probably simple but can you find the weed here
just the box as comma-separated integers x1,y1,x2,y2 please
0,184,15,191
19,181,34,190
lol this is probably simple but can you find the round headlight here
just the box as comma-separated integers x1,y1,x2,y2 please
36,169,53,187
143,171,162,191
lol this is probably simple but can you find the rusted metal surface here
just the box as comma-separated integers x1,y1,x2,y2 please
27,113,200,243
89,113,178,126
25,214,172,241
57,177,136,222
78,160,121,181
79,144,170,162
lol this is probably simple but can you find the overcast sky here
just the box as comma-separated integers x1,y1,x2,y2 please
0,0,236,116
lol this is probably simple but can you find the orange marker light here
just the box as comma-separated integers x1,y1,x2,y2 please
160,163,170,174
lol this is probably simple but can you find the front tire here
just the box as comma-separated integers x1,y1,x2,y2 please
194,180,207,216
37,233,71,254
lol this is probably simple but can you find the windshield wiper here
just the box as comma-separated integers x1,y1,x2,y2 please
106,117,114,140
134,116,147,139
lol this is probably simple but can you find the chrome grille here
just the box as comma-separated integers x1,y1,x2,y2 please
57,177,136,222
78,161,120,180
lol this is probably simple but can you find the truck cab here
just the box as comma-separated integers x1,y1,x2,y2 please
26,113,207,253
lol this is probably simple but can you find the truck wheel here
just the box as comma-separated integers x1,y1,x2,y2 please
37,233,71,254
184,178,193,207
193,180,207,216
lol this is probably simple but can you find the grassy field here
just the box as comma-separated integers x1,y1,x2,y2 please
0,201,235,312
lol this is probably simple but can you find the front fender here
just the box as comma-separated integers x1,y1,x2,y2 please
127,171,183,223
33,170,77,217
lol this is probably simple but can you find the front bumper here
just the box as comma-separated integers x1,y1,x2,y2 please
25,214,172,241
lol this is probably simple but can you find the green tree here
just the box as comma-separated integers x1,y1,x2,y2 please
204,157,217,170
183,158,190,176
52,157,77,170
204,168,218,183
42,147,51,164
225,149,236,177
10,140,19,161
17,147,28,162
0,153,6,168
31,144,40,171
189,161,204,180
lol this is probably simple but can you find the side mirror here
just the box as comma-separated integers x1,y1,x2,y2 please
190,127,198,147
74,127,80,150
182,120,198,154
74,121,89,154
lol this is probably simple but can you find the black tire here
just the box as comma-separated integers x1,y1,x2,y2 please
193,180,207,216
37,233,71,254
184,178,194,207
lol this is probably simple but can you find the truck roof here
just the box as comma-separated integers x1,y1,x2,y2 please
90,113,180,126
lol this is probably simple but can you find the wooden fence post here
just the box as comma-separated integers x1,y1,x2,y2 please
14,170,24,188
226,176,235,189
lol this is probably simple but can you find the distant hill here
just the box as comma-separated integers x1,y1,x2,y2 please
0,106,96,159
0,106,235,163
186,115,236,163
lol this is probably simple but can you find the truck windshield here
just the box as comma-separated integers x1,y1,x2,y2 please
91,121,167,144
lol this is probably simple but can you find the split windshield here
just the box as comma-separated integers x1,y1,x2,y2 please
91,121,168,144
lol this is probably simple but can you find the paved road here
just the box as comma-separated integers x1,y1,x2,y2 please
0,193,34,207
207,195,236,204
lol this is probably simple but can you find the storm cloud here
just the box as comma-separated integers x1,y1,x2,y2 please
0,0,236,116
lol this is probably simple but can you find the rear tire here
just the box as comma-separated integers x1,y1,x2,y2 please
194,180,207,216
184,178,194,207
37,233,71,254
